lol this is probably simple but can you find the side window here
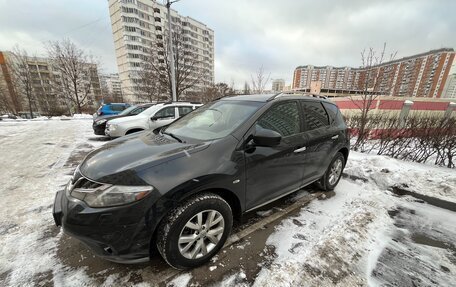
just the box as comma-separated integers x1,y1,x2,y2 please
322,102,338,124
130,107,144,115
111,105,125,111
257,102,300,137
302,101,329,130
178,106,193,116
154,107,175,118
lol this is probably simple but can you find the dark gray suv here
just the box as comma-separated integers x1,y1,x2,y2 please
53,93,349,269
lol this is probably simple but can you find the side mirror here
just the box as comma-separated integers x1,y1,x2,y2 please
253,127,281,147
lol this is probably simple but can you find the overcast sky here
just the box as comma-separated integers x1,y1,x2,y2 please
0,0,454,88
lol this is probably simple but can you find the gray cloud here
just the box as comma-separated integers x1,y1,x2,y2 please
1,0,455,89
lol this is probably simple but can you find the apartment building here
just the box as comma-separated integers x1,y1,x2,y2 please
0,51,102,115
292,48,455,98
100,73,123,102
271,79,285,92
108,0,215,103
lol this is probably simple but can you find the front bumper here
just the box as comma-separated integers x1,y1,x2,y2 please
92,122,107,135
52,183,153,263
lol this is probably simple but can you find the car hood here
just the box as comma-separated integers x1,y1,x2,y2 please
79,131,210,183
94,114,126,122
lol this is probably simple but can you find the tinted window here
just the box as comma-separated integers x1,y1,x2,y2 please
130,107,144,115
178,106,193,116
302,101,329,130
154,107,175,118
257,102,300,137
322,102,338,124
111,104,126,111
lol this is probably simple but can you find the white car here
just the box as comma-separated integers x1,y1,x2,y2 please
105,102,202,138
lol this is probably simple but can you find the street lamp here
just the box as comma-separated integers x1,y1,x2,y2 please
165,0,180,102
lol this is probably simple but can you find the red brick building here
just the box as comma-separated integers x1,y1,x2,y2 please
292,48,455,98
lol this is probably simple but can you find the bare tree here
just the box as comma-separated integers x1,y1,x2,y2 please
200,82,235,103
137,26,207,101
47,39,97,114
8,46,36,118
251,65,271,94
243,81,251,95
350,43,397,150
0,83,14,114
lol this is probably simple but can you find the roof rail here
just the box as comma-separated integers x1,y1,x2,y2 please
267,93,285,102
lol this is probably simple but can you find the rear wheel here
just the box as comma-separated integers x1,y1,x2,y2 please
316,152,345,191
156,193,233,269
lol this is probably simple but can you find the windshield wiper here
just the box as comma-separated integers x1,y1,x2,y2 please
162,131,183,143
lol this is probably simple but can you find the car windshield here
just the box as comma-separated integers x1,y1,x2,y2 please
164,100,263,141
118,105,137,115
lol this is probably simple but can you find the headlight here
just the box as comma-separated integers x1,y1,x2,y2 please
71,184,153,207
96,119,107,125
107,123,117,131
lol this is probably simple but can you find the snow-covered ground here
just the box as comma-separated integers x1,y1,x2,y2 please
0,120,455,287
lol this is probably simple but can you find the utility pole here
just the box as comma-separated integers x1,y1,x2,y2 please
166,0,179,102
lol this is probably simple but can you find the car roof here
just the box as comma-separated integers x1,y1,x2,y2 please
220,93,334,104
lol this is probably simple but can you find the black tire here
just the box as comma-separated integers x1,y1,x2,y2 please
156,193,233,269
316,152,345,191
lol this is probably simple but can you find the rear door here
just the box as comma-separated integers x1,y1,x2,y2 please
244,101,307,210
299,100,334,183
177,106,194,117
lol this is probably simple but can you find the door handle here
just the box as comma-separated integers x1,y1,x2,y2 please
331,135,339,140
294,146,307,153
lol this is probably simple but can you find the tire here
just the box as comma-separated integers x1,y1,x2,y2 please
316,152,345,191
156,193,233,269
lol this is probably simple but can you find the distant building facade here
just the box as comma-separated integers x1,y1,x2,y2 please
0,51,102,115
100,73,123,102
271,79,285,92
292,48,455,98
108,0,215,103
442,73,456,98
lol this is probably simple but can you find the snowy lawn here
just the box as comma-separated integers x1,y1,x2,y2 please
0,120,455,287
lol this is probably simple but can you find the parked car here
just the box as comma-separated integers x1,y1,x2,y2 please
96,103,130,117
105,102,202,138
92,103,154,135
53,94,349,269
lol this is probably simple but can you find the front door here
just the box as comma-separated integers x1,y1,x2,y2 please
149,106,177,129
244,101,307,210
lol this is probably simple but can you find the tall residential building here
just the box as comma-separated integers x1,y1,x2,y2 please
271,79,285,92
108,0,215,103
292,48,455,98
442,73,456,98
0,51,102,115
100,73,123,102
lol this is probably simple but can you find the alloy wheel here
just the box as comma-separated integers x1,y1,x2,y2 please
328,158,343,185
178,210,225,259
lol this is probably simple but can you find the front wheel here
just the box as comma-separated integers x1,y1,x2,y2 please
156,193,233,269
316,152,345,191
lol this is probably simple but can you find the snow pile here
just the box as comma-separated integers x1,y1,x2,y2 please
72,114,93,119
252,151,456,287
345,152,456,202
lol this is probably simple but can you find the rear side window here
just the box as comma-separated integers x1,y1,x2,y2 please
301,101,329,130
322,102,344,125
111,104,126,111
178,106,193,116
257,102,300,137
